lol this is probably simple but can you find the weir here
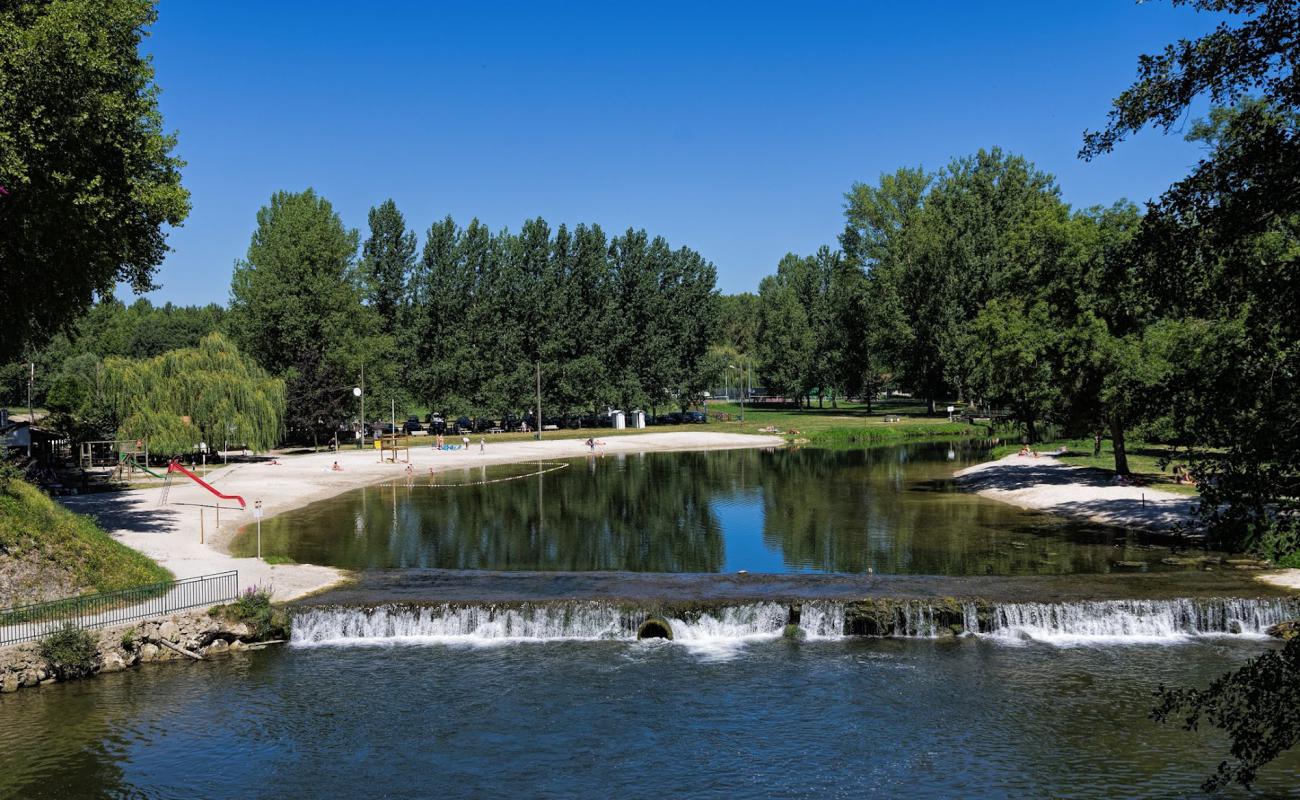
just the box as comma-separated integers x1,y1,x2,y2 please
289,596,1300,646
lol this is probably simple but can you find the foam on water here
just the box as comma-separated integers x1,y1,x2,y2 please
290,597,1298,650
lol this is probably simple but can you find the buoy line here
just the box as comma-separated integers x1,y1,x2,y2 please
420,461,571,488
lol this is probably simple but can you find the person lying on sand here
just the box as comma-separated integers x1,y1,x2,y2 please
331,461,343,472
1018,445,1031,457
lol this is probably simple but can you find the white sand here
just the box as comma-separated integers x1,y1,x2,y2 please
954,453,1198,530
60,432,784,601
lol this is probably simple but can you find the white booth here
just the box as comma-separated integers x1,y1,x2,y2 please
631,410,646,429
612,410,626,429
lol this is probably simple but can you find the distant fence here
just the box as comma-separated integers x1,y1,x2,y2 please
0,571,240,646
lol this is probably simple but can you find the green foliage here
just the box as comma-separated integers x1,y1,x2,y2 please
102,332,284,454
802,423,974,446
38,624,98,680
405,216,718,417
0,472,171,601
1153,637,1300,791
0,0,190,362
119,626,138,650
216,585,286,639
362,198,417,336
228,189,391,440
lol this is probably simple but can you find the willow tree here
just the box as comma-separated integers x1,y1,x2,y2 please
102,333,284,454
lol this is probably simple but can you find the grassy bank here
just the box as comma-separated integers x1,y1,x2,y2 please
990,439,1199,496
289,399,976,453
0,470,171,607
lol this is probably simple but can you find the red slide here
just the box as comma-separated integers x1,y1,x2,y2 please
166,460,247,509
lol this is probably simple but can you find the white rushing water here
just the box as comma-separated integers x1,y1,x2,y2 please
977,597,1299,645
290,597,1297,649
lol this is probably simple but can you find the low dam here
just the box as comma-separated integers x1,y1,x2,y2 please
290,596,1300,646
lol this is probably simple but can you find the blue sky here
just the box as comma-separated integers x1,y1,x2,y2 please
139,1,1221,306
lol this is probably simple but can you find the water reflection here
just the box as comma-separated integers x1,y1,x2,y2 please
232,443,1203,575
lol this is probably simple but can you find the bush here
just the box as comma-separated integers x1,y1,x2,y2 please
216,585,287,639
119,626,137,650
39,624,98,680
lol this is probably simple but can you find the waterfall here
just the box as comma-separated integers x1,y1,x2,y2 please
976,597,1299,643
289,597,1298,647
291,601,849,646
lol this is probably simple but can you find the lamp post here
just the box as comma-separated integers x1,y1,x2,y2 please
353,385,363,449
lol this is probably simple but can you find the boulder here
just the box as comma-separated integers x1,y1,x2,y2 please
205,639,229,655
1266,620,1300,641
20,670,39,688
1,673,18,693
158,621,181,643
228,639,246,652
99,652,127,673
138,643,159,663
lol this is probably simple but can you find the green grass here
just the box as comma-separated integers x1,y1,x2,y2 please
991,439,1200,495
0,470,172,607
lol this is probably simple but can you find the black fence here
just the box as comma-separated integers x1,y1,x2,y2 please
0,571,240,646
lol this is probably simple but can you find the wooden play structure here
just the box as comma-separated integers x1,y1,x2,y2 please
377,434,410,463
79,439,160,481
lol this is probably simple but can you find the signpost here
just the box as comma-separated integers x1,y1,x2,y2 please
253,499,264,560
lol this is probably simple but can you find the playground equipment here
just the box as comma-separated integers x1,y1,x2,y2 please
159,459,246,509
81,439,150,475
117,452,164,480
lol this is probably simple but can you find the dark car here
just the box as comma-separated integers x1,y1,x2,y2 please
403,416,423,434
456,416,474,433
684,411,707,424
368,421,395,436
426,415,447,434
663,412,684,425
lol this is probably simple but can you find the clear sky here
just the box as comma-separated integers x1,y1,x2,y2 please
137,0,1221,306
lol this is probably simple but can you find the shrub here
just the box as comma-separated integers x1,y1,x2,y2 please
216,585,287,639
119,626,137,650
39,624,99,680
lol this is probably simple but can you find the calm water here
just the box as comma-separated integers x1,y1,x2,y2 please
2,637,1296,799
232,443,1207,575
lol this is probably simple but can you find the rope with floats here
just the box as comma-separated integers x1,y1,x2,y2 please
419,461,571,488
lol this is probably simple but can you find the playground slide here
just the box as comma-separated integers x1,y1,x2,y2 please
119,454,165,480
166,460,247,509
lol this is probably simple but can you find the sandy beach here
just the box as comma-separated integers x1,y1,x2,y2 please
955,452,1198,530
956,452,1300,592
58,432,784,601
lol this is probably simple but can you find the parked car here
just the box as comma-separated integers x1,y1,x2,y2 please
684,411,707,424
403,416,423,434
663,412,684,425
368,421,395,436
426,415,447,434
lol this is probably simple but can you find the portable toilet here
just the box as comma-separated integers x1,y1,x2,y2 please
612,410,626,429
631,409,646,429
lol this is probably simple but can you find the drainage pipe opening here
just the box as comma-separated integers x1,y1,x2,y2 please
636,617,674,640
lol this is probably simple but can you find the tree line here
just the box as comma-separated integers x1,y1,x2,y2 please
225,190,719,441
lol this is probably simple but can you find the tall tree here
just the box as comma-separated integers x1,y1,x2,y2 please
227,189,380,441
361,199,417,336
0,0,190,362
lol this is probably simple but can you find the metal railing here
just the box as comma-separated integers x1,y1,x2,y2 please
0,571,240,646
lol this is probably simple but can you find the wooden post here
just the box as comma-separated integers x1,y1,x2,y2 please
216,503,220,527
200,508,205,544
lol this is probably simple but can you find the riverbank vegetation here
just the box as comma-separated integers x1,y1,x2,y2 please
0,465,170,607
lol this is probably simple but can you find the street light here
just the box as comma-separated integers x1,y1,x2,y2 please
353,385,363,449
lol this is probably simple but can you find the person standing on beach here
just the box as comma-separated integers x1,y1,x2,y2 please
479,437,485,453
462,434,470,451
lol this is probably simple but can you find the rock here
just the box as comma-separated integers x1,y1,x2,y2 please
158,621,181,642
1266,620,1300,641
228,639,246,652
782,624,806,641
205,639,229,655
20,670,39,687
39,677,57,686
99,652,127,673
223,622,252,639
1226,558,1271,567
1,673,17,693
1113,561,1146,569
138,643,159,663
1160,557,1202,566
